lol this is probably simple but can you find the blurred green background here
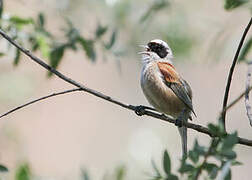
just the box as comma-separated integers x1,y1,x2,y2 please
0,0,252,179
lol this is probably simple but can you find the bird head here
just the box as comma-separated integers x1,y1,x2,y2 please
139,39,173,64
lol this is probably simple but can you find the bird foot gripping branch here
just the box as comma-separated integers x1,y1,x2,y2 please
134,105,156,116
175,119,183,128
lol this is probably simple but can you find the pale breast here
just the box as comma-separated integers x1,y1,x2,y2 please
141,62,186,118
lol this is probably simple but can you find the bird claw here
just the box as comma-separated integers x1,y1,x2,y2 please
175,119,183,127
161,113,166,118
135,105,146,116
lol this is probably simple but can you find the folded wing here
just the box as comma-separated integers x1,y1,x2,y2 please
157,62,196,116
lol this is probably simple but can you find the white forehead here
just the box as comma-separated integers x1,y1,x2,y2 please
149,39,169,49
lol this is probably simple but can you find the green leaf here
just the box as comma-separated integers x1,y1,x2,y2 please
232,160,242,166
105,29,117,50
0,164,8,172
208,123,219,135
37,35,50,58
95,24,108,39
38,13,45,28
48,45,65,76
167,174,178,180
224,0,249,10
163,150,171,175
178,163,194,174
193,140,206,156
15,164,31,180
32,42,39,51
66,26,79,43
218,132,238,160
0,52,5,57
239,36,252,62
63,19,79,45
224,170,231,180
28,36,41,52
78,37,96,61
220,150,237,159
14,48,21,66
207,123,225,136
221,132,238,151
204,163,218,179
188,150,199,164
10,16,33,25
115,166,126,180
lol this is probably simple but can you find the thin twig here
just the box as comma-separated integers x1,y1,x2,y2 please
221,17,252,131
225,85,252,111
0,88,82,119
194,139,220,180
245,61,252,126
0,29,252,147
0,29,132,110
194,150,211,180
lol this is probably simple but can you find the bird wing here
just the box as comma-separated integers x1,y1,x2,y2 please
157,62,196,116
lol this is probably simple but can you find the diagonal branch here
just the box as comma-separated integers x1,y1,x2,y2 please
0,88,82,119
221,17,252,131
224,85,252,112
0,29,252,147
0,29,132,110
245,61,252,126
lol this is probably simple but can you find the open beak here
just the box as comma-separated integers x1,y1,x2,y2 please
138,51,150,55
138,45,150,56
138,45,148,49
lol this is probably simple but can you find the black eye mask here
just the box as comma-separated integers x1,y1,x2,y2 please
147,42,168,58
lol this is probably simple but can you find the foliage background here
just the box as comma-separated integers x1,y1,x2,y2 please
0,0,251,179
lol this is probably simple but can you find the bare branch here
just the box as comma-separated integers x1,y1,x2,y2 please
0,29,252,147
245,61,252,126
0,88,82,119
221,17,252,131
225,85,252,111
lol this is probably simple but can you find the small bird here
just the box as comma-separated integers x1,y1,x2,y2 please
137,39,195,157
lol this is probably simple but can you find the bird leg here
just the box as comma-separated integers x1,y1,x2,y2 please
175,109,187,127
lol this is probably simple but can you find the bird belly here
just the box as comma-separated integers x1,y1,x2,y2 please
141,64,185,118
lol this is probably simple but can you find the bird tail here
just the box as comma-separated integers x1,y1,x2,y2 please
178,125,187,157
